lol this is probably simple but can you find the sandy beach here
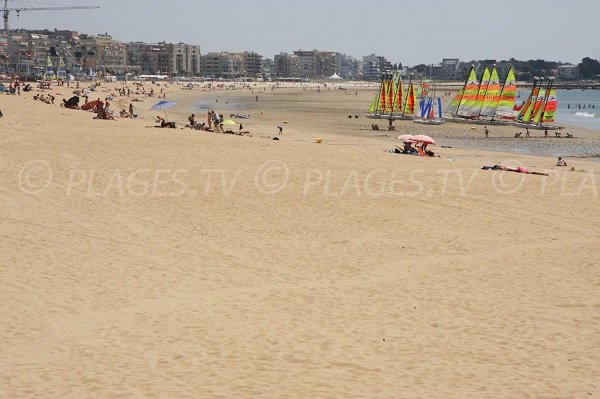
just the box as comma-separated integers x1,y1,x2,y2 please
1,81,599,398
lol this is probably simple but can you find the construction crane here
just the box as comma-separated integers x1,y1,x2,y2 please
3,0,100,35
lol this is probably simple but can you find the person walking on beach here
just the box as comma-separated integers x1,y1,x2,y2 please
484,126,489,138
207,110,213,129
277,126,283,135
526,128,530,138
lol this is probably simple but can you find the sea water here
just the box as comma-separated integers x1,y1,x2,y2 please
516,89,600,131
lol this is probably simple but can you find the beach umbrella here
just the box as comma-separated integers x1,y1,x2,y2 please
397,134,414,143
150,100,176,111
221,119,238,126
410,135,436,145
150,100,176,120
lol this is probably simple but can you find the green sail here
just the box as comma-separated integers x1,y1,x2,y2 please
471,67,491,117
479,67,501,117
456,67,480,117
532,89,548,124
496,67,516,118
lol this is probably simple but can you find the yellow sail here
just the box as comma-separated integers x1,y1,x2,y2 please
479,67,500,117
471,67,491,117
456,67,480,117
541,89,557,123
496,67,516,118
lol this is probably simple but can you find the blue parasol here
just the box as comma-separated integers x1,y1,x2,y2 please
150,101,176,120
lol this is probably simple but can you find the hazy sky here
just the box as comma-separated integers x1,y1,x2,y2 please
7,0,600,65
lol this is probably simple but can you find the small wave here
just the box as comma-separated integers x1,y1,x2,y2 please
574,112,595,118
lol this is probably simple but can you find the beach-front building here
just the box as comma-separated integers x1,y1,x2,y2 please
200,52,263,79
361,54,393,80
439,58,460,80
273,53,300,78
557,64,579,80
78,33,130,75
273,51,357,80
126,42,200,76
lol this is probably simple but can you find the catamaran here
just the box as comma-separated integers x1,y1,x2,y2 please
413,83,446,125
367,72,416,120
512,77,561,130
44,56,56,81
445,65,517,125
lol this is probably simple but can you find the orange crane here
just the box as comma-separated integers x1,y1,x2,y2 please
3,0,100,35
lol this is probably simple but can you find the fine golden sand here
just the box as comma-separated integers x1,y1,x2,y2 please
1,81,599,398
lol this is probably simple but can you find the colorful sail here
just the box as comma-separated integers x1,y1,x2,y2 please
447,87,464,113
470,67,491,117
379,77,387,114
421,82,430,98
57,57,67,78
395,78,404,113
403,83,415,115
456,67,480,117
386,79,394,113
517,81,540,122
531,88,547,124
45,56,55,80
479,67,500,117
495,67,516,118
541,89,557,123
368,78,384,114
368,94,378,114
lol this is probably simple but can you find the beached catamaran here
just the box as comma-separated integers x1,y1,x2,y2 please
513,77,561,130
44,56,55,81
414,82,446,125
445,65,517,125
367,72,416,120
57,57,67,79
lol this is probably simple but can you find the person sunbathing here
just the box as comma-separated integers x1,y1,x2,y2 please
155,116,175,128
402,142,417,155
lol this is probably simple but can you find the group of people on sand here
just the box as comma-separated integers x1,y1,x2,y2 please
172,111,250,136
1,78,30,95
33,93,55,105
484,126,575,139
394,141,436,157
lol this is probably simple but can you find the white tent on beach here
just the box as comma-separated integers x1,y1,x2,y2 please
328,73,343,80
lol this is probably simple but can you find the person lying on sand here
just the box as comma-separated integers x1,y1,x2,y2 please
487,165,548,176
155,116,176,128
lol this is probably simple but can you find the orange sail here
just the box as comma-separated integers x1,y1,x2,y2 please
386,79,394,113
380,79,387,114
403,83,415,115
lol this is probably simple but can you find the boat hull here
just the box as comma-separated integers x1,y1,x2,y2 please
443,116,509,126
366,113,415,121
511,121,563,131
413,119,446,125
